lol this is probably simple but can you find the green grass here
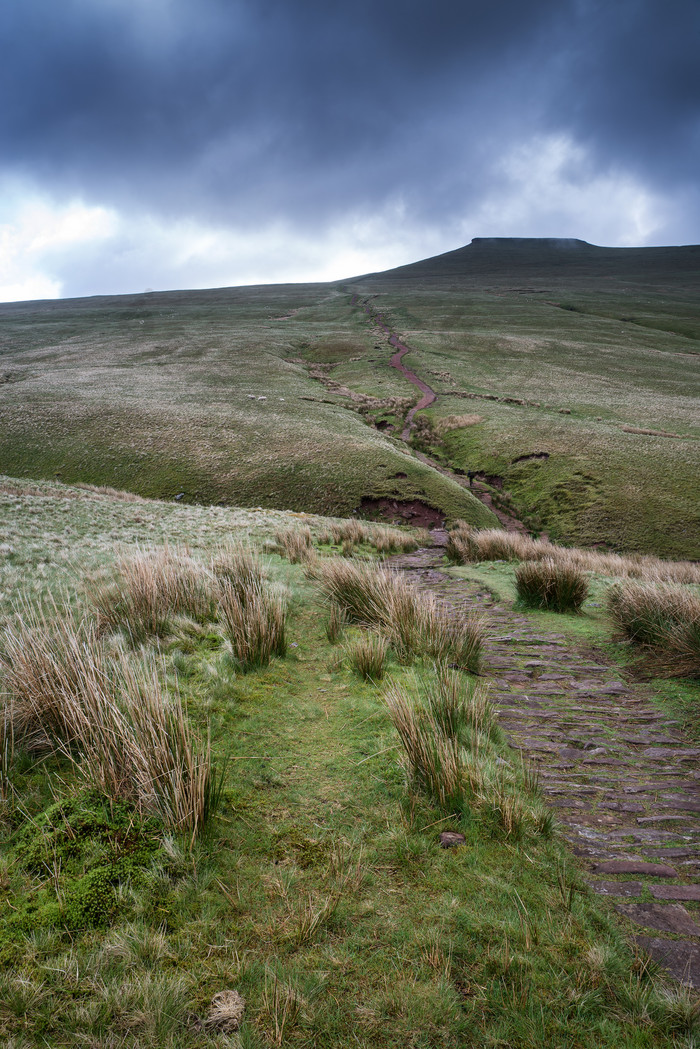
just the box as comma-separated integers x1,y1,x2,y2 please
0,285,492,528
348,241,700,558
1,479,697,1046
3,239,699,554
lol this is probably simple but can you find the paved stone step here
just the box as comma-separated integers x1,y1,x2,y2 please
390,544,700,987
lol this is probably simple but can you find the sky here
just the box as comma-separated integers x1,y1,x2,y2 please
0,0,699,301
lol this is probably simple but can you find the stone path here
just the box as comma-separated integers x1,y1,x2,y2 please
390,540,700,989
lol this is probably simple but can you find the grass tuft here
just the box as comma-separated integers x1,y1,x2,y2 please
346,631,388,681
275,525,314,563
606,580,700,677
0,608,219,834
515,559,589,613
217,577,287,672
90,546,216,642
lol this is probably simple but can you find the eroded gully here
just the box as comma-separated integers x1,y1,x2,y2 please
349,293,700,988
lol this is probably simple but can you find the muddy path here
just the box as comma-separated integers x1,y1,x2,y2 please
389,540,700,989
352,295,437,439
350,293,531,532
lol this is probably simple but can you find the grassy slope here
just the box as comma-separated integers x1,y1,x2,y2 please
0,477,694,1048
0,286,493,528
349,239,700,558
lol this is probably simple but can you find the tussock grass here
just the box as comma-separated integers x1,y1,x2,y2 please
423,664,498,744
211,541,267,594
515,559,589,613
314,557,483,670
217,577,287,671
329,519,418,555
607,581,700,677
325,601,346,643
0,608,218,834
346,631,388,681
90,546,216,642
275,525,314,563
386,670,546,838
420,597,484,673
447,522,700,584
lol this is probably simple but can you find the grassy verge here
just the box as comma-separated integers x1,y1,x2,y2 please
0,485,697,1045
445,559,700,741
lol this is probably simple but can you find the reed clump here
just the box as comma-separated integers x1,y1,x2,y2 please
515,560,589,613
90,546,216,642
606,581,700,677
275,526,314,563
314,557,483,670
386,670,546,838
217,578,287,672
346,632,388,681
0,608,218,834
446,523,700,584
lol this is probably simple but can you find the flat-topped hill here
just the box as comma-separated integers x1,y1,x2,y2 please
361,236,700,285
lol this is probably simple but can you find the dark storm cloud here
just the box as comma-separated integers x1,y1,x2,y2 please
0,0,698,238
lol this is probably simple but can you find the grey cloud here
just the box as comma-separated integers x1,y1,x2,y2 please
0,0,698,251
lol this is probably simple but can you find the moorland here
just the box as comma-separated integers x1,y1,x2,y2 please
0,238,699,1048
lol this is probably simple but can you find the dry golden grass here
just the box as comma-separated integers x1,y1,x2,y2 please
606,580,700,677
515,559,589,613
91,546,216,642
447,522,700,584
275,526,314,563
0,607,217,833
435,413,484,434
313,557,483,670
217,578,287,671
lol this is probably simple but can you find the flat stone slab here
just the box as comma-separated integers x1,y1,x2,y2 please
634,937,700,988
589,880,643,897
617,903,700,936
643,748,700,760
650,884,700,902
594,860,678,877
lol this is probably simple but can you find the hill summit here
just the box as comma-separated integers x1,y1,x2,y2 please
362,236,700,283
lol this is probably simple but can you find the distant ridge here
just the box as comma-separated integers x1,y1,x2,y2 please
358,236,700,283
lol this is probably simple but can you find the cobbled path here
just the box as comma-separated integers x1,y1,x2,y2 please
391,539,700,988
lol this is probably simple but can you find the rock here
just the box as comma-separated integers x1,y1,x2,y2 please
616,903,700,936
174,492,185,501
593,859,678,877
588,880,643,897
634,937,700,988
205,990,246,1032
650,884,700,902
439,831,466,848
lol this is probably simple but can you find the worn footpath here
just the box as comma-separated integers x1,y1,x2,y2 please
391,539,700,989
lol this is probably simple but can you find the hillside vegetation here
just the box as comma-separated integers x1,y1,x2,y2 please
0,236,698,553
1,476,698,1047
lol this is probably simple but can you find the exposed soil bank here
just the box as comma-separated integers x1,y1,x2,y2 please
358,496,444,528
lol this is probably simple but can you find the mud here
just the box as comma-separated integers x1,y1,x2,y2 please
358,497,443,528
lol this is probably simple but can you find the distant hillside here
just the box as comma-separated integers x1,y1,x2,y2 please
0,237,698,557
359,237,700,286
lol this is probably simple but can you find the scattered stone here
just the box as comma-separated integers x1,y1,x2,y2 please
589,880,643,897
650,885,700,902
205,990,246,1032
439,831,466,848
593,860,678,877
634,937,700,988
616,903,700,936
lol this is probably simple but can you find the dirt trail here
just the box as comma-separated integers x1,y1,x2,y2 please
390,540,700,989
353,295,437,438
351,293,531,532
